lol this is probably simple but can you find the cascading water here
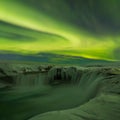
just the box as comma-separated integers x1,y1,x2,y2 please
28,67,120,120
47,67,105,105
27,67,109,120
0,66,119,120
0,72,49,101
15,73,46,88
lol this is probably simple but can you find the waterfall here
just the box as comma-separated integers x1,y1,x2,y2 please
28,67,108,120
47,67,105,104
13,73,47,91
1,65,119,120
1,73,50,101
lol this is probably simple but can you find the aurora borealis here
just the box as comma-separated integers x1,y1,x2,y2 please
0,0,120,61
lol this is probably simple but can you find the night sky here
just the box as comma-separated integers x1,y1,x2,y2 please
0,0,120,61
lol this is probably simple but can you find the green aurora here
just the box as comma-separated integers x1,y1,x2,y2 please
0,0,120,61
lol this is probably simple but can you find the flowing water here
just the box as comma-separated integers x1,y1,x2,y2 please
0,67,118,120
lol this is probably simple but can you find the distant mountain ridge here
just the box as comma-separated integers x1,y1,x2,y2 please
0,52,119,66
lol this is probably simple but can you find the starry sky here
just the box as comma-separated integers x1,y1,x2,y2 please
0,0,120,61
